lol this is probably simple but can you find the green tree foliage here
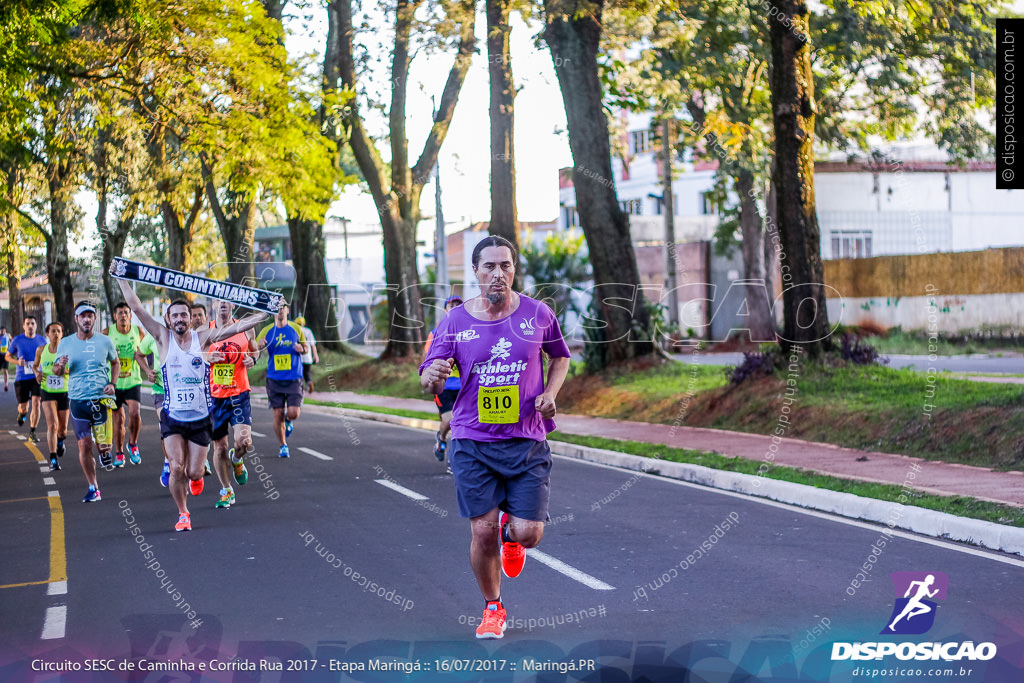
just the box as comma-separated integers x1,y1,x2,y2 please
521,230,591,329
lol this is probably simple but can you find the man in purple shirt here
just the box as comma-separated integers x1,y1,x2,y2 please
420,235,571,640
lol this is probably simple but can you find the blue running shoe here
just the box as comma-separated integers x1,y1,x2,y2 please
279,444,290,458
160,461,170,487
82,486,101,503
285,420,294,437
128,444,141,465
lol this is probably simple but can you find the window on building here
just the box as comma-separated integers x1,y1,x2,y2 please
830,231,873,259
619,199,643,216
630,129,652,155
699,192,715,215
561,206,580,228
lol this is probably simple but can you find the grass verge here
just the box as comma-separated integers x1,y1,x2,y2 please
303,399,1024,529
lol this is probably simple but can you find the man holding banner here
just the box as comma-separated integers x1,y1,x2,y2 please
114,271,269,532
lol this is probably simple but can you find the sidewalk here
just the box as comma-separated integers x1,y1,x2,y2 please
297,389,1024,509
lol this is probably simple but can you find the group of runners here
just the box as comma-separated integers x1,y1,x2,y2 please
8,235,569,639
7,273,314,532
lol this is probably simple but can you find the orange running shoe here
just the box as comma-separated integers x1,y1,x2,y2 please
174,512,191,532
499,511,525,578
189,478,204,496
475,602,507,639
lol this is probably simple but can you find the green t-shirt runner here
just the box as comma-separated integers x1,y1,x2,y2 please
39,345,69,394
107,324,145,390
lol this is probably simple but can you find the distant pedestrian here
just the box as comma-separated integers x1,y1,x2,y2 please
0,325,11,391
295,316,319,393
423,295,463,463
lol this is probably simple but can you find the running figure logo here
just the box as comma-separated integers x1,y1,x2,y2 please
881,571,949,635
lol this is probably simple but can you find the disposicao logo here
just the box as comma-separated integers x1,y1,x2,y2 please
831,571,997,663
882,571,948,635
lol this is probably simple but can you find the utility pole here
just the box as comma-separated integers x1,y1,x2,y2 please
661,116,679,326
433,98,449,300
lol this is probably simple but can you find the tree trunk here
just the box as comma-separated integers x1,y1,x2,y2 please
332,0,475,359
287,214,343,351
543,0,653,366
768,0,831,354
46,158,77,328
736,169,775,342
202,161,255,285
94,129,138,313
150,125,202,273
2,164,23,331
487,0,522,291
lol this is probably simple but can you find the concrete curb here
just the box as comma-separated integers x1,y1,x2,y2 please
268,398,1024,559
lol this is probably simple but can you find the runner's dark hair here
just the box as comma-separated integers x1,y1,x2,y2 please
114,302,131,313
168,299,191,315
471,235,519,270
190,302,207,315
24,315,37,322
45,322,64,334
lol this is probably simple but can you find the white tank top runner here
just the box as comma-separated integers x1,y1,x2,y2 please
162,330,211,421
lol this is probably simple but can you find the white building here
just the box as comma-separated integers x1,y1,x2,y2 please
816,157,1024,259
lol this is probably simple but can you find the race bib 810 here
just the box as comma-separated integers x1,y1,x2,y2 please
477,385,519,424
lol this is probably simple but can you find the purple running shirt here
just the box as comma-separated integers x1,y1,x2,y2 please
420,294,570,442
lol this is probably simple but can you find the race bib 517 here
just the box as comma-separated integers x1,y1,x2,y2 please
477,385,519,424
273,354,292,372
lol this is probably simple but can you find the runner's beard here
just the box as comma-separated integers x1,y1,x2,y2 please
486,283,508,306
172,320,189,335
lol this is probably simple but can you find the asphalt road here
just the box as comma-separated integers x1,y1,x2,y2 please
1,387,1023,683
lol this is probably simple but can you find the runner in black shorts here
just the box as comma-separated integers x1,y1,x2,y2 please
7,316,46,440
256,303,307,458
419,236,571,639
115,275,267,531
52,302,121,502
33,322,70,471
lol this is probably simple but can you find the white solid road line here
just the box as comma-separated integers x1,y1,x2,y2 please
371,477,617,591
558,455,1024,570
374,479,429,501
40,605,66,640
299,446,332,461
251,430,266,438
527,549,616,591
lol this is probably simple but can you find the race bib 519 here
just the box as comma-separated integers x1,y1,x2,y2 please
273,354,292,372
477,385,519,424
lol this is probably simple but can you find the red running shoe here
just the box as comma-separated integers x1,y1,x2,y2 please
499,511,525,578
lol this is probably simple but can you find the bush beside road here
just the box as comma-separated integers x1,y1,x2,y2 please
257,352,1024,472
